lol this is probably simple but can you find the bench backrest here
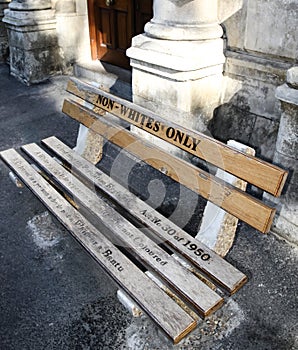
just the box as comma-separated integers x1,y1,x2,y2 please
64,78,288,234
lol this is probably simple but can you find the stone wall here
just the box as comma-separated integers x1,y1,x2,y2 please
271,67,298,244
211,0,297,161
0,0,10,62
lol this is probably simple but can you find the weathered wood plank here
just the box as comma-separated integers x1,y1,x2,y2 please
21,143,224,317
67,78,288,197
62,98,276,233
42,136,247,294
0,148,197,344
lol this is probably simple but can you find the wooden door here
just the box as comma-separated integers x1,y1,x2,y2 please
88,0,153,69
135,0,153,34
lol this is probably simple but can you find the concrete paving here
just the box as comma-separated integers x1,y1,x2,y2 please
0,63,297,350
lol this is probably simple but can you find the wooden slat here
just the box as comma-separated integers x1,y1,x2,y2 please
42,136,247,294
62,98,276,233
0,149,196,344
67,78,288,197
21,143,224,317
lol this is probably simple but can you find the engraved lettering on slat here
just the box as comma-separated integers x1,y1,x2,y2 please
66,78,288,197
61,99,276,233
42,136,247,294
0,148,197,344
21,143,224,316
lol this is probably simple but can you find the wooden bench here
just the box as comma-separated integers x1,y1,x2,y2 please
0,78,288,344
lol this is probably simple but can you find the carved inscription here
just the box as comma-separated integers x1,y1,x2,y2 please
45,139,212,263
23,146,170,268
9,155,125,274
68,79,289,201
41,138,248,294
95,95,201,152
102,249,124,272
53,146,209,261
140,210,211,262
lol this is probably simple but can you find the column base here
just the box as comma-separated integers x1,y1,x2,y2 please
127,34,225,78
127,34,224,153
145,21,223,41
3,8,61,84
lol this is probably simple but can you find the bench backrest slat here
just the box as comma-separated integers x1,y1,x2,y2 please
67,78,288,197
62,98,276,233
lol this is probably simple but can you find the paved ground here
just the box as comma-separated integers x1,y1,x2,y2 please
0,63,297,350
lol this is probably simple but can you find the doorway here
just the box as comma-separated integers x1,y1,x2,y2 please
87,0,153,69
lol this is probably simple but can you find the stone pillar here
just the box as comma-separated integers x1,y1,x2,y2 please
3,0,61,84
55,0,77,73
272,67,298,244
197,141,255,257
0,0,10,61
127,0,225,150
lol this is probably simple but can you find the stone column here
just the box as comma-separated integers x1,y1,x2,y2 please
55,0,77,73
145,0,222,41
0,0,10,61
272,67,298,244
127,0,225,150
3,0,61,84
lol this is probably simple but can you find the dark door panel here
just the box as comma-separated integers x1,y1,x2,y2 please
88,0,153,69
135,0,153,34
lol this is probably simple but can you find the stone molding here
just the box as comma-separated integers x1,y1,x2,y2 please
8,0,51,10
145,0,222,41
3,8,56,27
145,22,223,41
127,35,225,80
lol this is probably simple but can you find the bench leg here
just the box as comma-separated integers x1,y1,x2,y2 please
74,124,104,164
9,171,24,188
117,290,143,317
197,140,255,257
